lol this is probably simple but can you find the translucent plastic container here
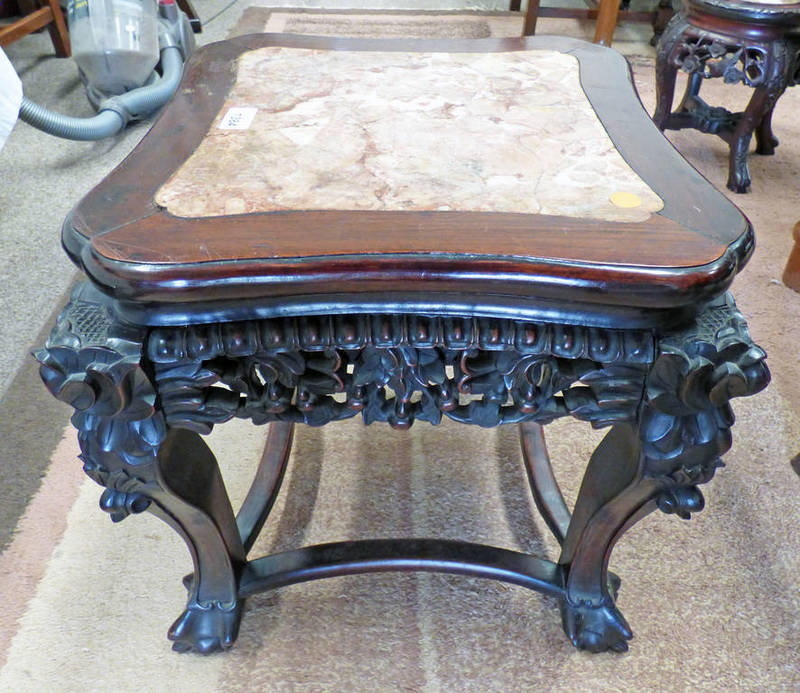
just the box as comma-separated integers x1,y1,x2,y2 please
68,0,159,96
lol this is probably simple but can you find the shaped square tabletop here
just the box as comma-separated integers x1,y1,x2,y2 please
65,35,752,328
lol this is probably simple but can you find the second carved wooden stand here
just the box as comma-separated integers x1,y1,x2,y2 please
654,0,800,193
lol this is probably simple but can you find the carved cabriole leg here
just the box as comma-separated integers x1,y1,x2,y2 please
556,423,650,652
764,39,800,160
35,284,246,654
726,38,793,190
727,83,784,193
754,102,779,155
520,421,625,607
556,293,769,652
152,429,245,653
653,12,686,129
519,422,570,545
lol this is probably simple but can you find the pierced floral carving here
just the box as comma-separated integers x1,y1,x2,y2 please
655,9,800,192
148,315,654,433
38,286,769,530
671,31,771,87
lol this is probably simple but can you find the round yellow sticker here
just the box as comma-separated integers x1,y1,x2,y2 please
609,191,642,208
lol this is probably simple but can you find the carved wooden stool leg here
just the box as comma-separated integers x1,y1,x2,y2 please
35,284,247,654
556,424,652,652
237,421,294,552
520,422,624,598
555,294,768,653
653,16,685,130
754,102,779,155
520,422,570,544
727,85,783,192
151,429,246,653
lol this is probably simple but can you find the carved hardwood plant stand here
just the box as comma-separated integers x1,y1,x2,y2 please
654,0,800,193
35,35,769,655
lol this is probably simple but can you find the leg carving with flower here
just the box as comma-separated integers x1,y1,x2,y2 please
35,283,246,653
557,293,769,652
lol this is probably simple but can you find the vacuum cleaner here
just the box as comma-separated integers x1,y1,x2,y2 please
19,0,196,141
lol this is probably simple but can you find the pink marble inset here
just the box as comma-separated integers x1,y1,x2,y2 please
156,47,663,222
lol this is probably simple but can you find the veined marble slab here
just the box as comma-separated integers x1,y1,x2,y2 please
156,47,664,222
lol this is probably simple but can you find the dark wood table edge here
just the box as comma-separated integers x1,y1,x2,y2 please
80,244,750,330
67,213,753,329
107,288,701,330
569,34,747,245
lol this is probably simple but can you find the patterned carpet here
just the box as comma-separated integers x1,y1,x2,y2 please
1,8,799,692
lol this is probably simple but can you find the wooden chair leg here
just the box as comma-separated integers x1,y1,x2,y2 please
44,0,70,57
523,0,541,36
593,0,620,46
0,0,70,57
782,221,800,293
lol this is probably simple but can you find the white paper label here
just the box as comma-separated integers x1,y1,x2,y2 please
218,107,258,130
0,47,22,152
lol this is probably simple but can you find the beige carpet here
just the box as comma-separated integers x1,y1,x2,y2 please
2,9,800,692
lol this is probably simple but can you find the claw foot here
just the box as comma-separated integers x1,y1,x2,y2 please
560,599,632,653
727,159,751,194
168,599,243,654
755,133,778,155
